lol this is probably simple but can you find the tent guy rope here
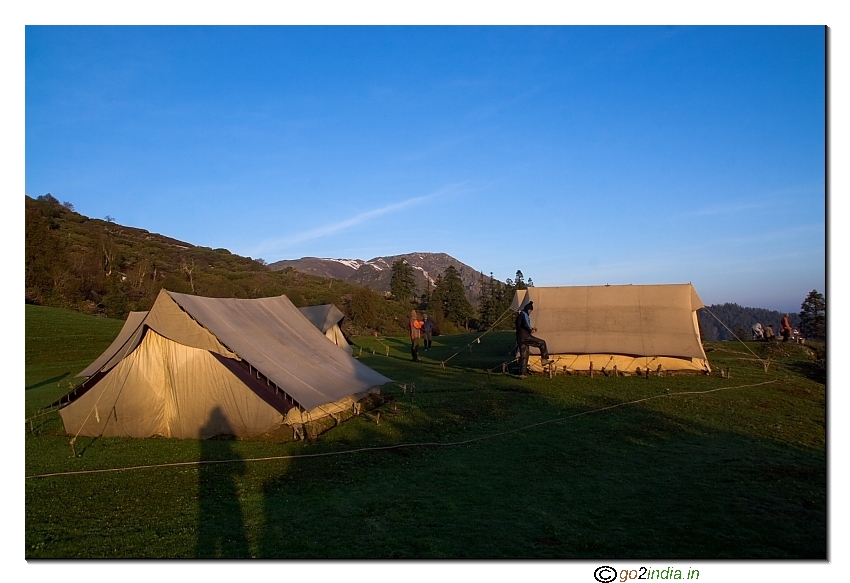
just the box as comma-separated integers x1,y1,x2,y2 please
25,378,778,480
440,306,515,368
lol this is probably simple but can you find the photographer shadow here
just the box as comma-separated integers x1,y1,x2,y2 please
195,407,249,558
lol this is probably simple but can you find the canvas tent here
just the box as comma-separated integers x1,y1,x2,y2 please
298,304,353,355
59,289,392,439
511,284,710,374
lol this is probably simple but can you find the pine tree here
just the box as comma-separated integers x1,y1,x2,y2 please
515,270,526,290
429,274,446,330
799,290,825,340
434,266,474,330
477,272,493,329
390,259,417,303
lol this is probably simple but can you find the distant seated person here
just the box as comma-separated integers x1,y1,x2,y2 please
765,325,776,342
751,323,764,341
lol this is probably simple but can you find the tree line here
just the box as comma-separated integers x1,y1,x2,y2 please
390,258,531,334
697,291,825,343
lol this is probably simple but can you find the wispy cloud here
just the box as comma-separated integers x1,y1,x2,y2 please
252,184,468,256
686,185,823,218
687,199,781,217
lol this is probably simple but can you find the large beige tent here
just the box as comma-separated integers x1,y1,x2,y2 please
298,304,353,355
59,290,392,439
511,284,710,374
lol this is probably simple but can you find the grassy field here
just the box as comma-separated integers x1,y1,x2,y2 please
24,304,826,558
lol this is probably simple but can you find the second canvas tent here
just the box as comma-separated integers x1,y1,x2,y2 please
511,283,710,374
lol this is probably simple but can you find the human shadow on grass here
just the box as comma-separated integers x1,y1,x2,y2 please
195,407,249,558
254,384,825,559
26,372,70,391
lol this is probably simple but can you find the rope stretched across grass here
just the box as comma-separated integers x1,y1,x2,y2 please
25,379,779,480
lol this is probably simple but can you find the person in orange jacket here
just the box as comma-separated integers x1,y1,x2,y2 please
409,310,424,361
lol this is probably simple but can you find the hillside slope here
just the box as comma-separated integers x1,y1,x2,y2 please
24,194,415,334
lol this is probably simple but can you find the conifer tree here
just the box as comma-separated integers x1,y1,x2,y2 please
477,272,493,328
515,270,526,290
434,266,473,330
799,290,825,340
390,259,417,303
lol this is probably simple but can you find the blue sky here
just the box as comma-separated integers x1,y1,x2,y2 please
25,25,825,312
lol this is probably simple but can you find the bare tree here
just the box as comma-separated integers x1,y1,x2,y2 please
102,242,116,277
181,258,196,293
137,260,147,290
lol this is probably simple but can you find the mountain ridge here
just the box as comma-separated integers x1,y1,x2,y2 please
268,252,489,299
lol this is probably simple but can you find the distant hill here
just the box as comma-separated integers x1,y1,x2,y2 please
269,252,489,300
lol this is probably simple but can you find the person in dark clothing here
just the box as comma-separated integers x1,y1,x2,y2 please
421,314,435,351
515,301,551,376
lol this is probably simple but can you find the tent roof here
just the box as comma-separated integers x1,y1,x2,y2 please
76,311,148,377
298,304,346,334
77,290,391,411
513,284,707,361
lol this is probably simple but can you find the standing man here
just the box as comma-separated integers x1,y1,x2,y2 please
780,314,793,343
409,310,423,361
515,301,551,376
421,313,435,351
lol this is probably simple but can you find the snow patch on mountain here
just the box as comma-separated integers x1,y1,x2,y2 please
326,258,364,270
413,265,435,286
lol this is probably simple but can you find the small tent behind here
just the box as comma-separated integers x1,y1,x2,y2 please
511,284,710,374
298,304,353,355
59,289,392,439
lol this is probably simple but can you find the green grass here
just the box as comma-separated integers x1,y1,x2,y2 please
25,306,826,558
